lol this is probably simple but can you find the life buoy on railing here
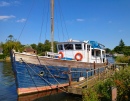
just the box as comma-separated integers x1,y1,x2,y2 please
58,51,64,59
75,53,83,61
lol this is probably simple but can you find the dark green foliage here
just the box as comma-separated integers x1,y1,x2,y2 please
0,54,6,59
30,43,37,50
113,39,130,56
105,48,111,53
119,39,125,47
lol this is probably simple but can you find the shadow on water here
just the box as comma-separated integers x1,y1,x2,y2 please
0,62,82,101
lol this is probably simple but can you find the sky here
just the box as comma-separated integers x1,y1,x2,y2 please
0,0,130,49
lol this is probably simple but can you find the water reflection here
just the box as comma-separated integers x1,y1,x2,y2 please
0,62,17,101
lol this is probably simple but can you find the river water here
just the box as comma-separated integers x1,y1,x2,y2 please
0,57,114,101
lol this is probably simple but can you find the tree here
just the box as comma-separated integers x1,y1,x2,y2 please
30,44,37,50
43,40,51,52
37,43,44,54
105,48,111,53
113,39,125,54
2,35,23,56
119,39,125,47
8,34,13,41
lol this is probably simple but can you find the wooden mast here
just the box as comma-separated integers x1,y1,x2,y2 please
51,0,54,53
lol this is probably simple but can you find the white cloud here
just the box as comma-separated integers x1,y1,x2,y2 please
0,15,15,20
0,1,10,7
76,19,85,22
16,18,26,23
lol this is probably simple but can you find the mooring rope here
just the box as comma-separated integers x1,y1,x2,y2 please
20,58,53,90
21,58,69,93
36,56,68,92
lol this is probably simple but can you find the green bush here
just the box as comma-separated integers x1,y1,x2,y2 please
83,66,130,101
0,54,6,59
115,56,130,65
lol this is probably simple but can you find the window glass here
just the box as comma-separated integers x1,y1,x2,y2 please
87,45,90,51
58,45,63,50
64,44,73,50
96,51,100,56
75,44,82,50
84,44,86,50
92,50,94,56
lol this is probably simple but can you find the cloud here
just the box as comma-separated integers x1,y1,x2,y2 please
16,18,26,23
0,1,10,7
76,19,85,22
0,15,15,20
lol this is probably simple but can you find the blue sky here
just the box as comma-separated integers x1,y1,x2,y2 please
0,0,130,49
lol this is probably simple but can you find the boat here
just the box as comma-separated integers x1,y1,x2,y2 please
10,0,107,95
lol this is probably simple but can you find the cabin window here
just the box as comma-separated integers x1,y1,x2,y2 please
84,44,86,50
75,44,82,50
87,45,90,51
92,50,94,56
96,51,100,56
64,44,73,50
58,45,63,50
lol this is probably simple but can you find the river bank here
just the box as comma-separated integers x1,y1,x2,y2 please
0,57,10,62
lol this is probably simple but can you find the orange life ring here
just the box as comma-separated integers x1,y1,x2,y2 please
75,53,83,61
58,52,64,59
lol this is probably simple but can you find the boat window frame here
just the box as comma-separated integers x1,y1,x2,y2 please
75,44,82,50
64,44,74,50
87,45,90,51
92,49,94,56
57,44,63,50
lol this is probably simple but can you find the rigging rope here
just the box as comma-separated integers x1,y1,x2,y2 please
57,0,70,41
18,0,36,41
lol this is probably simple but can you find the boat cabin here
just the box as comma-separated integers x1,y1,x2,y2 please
56,39,106,63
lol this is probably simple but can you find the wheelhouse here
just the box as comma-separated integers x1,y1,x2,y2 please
57,40,106,63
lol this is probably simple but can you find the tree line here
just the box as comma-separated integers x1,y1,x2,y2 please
0,35,130,57
0,35,57,57
105,39,130,56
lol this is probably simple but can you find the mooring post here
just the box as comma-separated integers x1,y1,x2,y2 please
68,65,72,86
87,71,88,88
94,61,96,75
98,68,100,80
111,86,117,101
106,59,108,65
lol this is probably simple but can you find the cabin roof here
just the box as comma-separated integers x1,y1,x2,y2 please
88,41,105,49
57,40,105,49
